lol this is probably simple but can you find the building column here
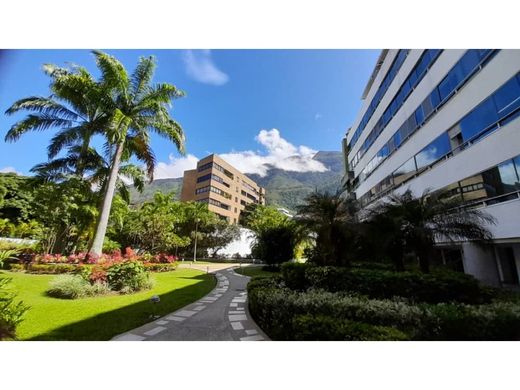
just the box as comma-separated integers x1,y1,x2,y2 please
461,242,501,287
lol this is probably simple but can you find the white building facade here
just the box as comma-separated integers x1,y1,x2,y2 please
343,49,520,287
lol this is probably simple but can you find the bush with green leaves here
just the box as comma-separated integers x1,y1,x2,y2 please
280,263,492,304
252,224,299,267
47,275,111,299
247,278,520,340
106,261,153,293
293,315,410,341
0,276,29,340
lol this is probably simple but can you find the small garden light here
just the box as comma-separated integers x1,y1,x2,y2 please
150,295,161,319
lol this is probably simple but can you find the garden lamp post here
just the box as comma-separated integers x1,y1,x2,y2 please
193,217,200,262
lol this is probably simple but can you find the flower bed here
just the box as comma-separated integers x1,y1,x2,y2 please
5,247,179,274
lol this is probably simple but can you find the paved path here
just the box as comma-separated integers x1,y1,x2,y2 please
112,267,269,341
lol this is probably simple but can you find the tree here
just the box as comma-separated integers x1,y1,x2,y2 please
88,51,185,256
367,189,496,273
296,190,359,266
252,224,299,267
240,204,290,233
5,63,110,179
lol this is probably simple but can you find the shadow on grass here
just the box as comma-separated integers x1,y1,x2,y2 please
28,273,215,341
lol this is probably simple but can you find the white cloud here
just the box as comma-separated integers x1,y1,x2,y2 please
0,166,20,175
182,50,229,86
154,154,199,179
220,129,328,177
314,113,322,120
153,129,328,179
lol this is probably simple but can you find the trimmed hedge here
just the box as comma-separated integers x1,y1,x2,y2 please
27,263,80,274
247,278,520,341
293,315,409,341
281,263,492,304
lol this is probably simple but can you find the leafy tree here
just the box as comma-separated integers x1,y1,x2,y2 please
0,173,36,222
367,189,496,273
241,204,290,233
87,51,185,256
252,224,299,267
296,190,359,267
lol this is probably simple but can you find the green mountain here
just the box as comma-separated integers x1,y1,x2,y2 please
130,151,345,211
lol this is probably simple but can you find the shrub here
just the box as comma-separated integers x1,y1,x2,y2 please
293,315,410,341
281,262,311,290
106,261,153,292
425,302,520,340
47,275,92,299
6,263,25,272
143,263,177,272
248,280,430,340
0,276,29,340
47,275,112,299
27,263,79,274
280,263,492,304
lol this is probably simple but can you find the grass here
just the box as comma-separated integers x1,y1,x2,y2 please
3,269,215,340
235,265,280,279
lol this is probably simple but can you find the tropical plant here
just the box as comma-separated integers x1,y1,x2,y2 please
5,62,110,179
366,189,496,273
88,51,185,256
296,190,359,266
0,249,20,268
0,275,29,340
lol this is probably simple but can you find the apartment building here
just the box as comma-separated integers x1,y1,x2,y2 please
343,49,520,286
180,154,266,224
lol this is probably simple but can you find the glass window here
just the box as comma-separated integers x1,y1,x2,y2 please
415,106,425,126
421,96,434,118
497,160,520,192
407,115,417,135
408,69,418,88
460,173,487,202
514,155,520,179
393,131,402,149
430,88,441,109
459,50,480,75
459,98,499,142
493,76,520,117
401,79,411,99
415,54,429,78
415,133,451,170
438,73,456,101
392,158,417,186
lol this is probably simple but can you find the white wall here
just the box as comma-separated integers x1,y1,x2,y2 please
461,242,500,286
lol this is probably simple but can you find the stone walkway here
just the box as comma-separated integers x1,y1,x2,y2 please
112,266,269,341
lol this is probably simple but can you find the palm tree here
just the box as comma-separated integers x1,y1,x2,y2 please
87,51,185,256
367,189,496,273
5,63,110,178
296,190,359,266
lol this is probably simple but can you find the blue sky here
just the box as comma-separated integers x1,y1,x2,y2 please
0,49,378,178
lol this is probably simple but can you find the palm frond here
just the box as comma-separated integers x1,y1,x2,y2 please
5,114,74,142
92,50,130,95
131,56,156,98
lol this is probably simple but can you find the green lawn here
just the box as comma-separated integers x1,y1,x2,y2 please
235,266,280,278
4,269,215,341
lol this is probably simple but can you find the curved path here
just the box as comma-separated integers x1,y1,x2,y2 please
112,266,269,341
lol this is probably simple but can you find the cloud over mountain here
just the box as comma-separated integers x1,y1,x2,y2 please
154,129,328,179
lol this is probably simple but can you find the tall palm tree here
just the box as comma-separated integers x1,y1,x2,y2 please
367,189,496,273
296,190,359,266
5,63,110,177
88,51,185,256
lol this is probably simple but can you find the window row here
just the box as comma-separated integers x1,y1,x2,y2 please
213,162,234,179
359,72,520,207
195,185,232,199
242,180,256,193
350,49,443,168
197,162,213,172
209,198,230,210
349,50,410,150
357,49,498,182
197,172,230,188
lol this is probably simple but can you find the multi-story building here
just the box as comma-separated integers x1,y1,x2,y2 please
342,49,520,286
180,154,266,224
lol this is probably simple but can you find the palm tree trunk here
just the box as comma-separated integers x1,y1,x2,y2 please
88,141,124,256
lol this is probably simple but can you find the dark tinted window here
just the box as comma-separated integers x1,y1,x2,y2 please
393,158,417,186
415,106,425,126
460,98,499,141
438,74,455,101
493,76,520,116
415,133,451,170
430,88,441,108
